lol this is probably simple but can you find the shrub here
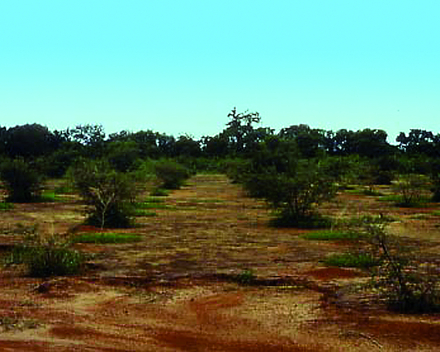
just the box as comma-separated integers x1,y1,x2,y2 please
154,160,191,189
68,159,137,228
245,160,336,228
0,158,43,202
392,174,429,207
353,216,440,313
6,234,84,278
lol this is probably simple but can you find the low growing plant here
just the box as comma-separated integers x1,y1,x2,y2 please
6,234,84,278
324,252,379,268
392,174,429,207
71,232,142,244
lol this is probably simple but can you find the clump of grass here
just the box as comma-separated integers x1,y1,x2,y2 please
323,252,380,269
134,209,157,217
0,202,13,211
38,190,59,202
302,230,365,241
71,232,142,244
235,269,256,285
134,201,169,209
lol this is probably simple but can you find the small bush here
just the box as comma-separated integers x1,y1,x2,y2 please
392,174,429,207
0,158,43,202
154,160,191,189
350,216,440,313
7,235,84,278
235,269,256,285
68,159,138,228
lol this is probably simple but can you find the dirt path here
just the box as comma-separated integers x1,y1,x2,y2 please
1,175,440,351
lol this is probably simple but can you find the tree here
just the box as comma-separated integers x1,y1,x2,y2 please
222,107,261,155
0,158,42,202
5,124,56,159
279,124,326,158
69,159,137,228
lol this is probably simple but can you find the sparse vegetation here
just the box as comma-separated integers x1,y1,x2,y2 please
324,252,379,268
71,232,142,244
6,233,84,278
302,230,365,241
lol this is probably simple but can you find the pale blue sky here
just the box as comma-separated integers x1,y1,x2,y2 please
1,1,439,142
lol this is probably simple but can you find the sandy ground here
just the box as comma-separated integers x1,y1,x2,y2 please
0,175,440,351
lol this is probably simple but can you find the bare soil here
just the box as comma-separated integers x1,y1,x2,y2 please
0,175,440,351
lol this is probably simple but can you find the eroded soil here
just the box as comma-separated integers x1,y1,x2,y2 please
0,175,440,351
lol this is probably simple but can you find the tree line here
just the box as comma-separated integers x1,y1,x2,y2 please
1,109,440,177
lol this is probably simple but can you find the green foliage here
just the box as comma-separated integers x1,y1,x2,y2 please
0,202,13,210
6,234,84,278
235,269,256,285
363,219,440,313
324,252,379,268
154,160,191,189
245,160,336,228
106,140,141,172
339,216,440,313
392,174,429,207
71,232,141,244
68,159,137,228
0,158,43,202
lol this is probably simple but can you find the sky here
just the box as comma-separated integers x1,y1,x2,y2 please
1,1,439,143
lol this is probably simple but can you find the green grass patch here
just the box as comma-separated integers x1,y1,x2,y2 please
302,230,365,241
323,252,379,269
38,190,59,202
71,232,142,244
431,210,440,216
54,185,74,194
134,209,157,217
0,202,13,210
379,194,431,207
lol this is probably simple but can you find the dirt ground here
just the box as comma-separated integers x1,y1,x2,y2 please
1,174,440,351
